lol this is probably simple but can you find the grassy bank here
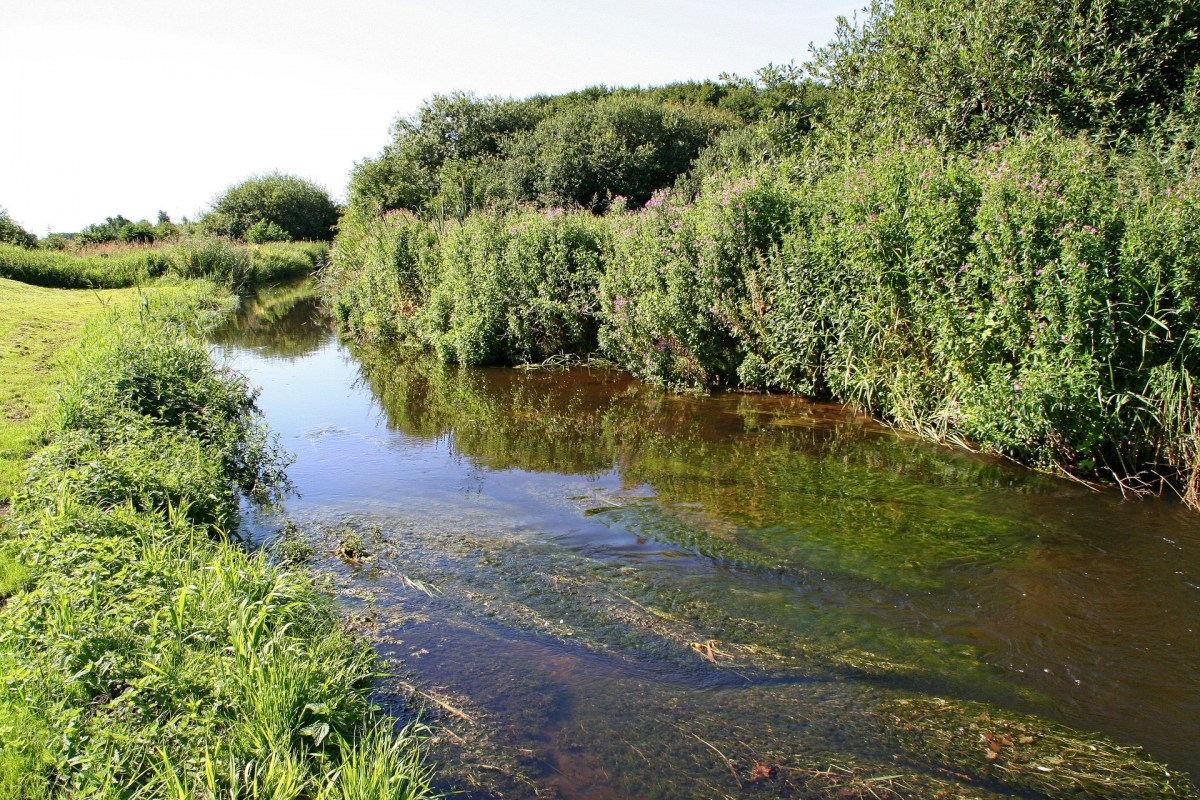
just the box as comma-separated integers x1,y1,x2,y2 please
324,130,1200,506
0,278,140,502
0,282,432,799
0,239,326,291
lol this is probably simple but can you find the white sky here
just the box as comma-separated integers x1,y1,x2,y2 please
0,0,862,234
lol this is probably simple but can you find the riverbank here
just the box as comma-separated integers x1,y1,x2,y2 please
0,279,431,799
324,133,1200,509
0,239,325,291
0,278,140,502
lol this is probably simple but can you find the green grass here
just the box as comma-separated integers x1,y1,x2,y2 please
0,278,140,503
0,239,326,292
0,282,434,799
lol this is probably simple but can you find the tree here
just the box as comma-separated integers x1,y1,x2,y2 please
202,173,339,241
348,92,545,214
502,94,739,209
75,215,133,246
810,0,1200,148
0,207,36,248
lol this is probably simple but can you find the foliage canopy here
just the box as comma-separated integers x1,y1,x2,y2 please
202,172,340,242
811,0,1200,148
0,208,35,248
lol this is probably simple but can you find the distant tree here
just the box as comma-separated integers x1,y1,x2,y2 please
349,92,544,214
502,94,739,209
0,207,36,248
76,215,133,245
348,84,772,216
154,210,180,241
202,173,339,241
117,220,156,244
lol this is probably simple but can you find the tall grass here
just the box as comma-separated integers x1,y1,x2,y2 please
0,239,326,291
0,283,433,799
324,130,1200,505
325,206,610,364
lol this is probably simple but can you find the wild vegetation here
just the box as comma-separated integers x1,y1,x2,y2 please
347,75,829,219
0,283,433,799
200,173,341,242
0,239,326,291
74,212,181,247
0,208,37,249
325,0,1200,506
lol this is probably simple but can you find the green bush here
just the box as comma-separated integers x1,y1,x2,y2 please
116,219,155,243
324,208,440,342
326,206,610,365
346,80,797,217
202,172,340,242
423,207,611,364
245,218,293,243
501,94,740,210
598,170,797,387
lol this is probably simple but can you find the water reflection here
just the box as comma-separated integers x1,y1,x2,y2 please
215,282,1200,791
210,279,327,359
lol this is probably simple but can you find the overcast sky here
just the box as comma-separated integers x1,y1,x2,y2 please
0,0,862,234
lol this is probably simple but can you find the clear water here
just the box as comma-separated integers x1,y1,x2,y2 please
211,283,1200,798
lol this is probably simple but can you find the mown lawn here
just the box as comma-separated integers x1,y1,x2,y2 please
0,277,138,502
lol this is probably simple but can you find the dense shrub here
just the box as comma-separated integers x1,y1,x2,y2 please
423,207,611,363
202,172,339,242
75,215,134,246
598,170,798,387
326,206,610,364
324,208,440,342
347,79,820,217
501,95,739,210
245,217,292,243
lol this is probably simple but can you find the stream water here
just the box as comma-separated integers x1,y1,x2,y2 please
211,283,1200,798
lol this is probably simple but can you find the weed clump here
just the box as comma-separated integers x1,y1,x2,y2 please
881,697,1199,799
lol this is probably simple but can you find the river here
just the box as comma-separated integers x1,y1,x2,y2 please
211,282,1200,798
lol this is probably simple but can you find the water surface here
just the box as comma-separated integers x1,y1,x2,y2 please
212,284,1200,798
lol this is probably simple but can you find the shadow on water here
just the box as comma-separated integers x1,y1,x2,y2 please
214,281,1200,798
